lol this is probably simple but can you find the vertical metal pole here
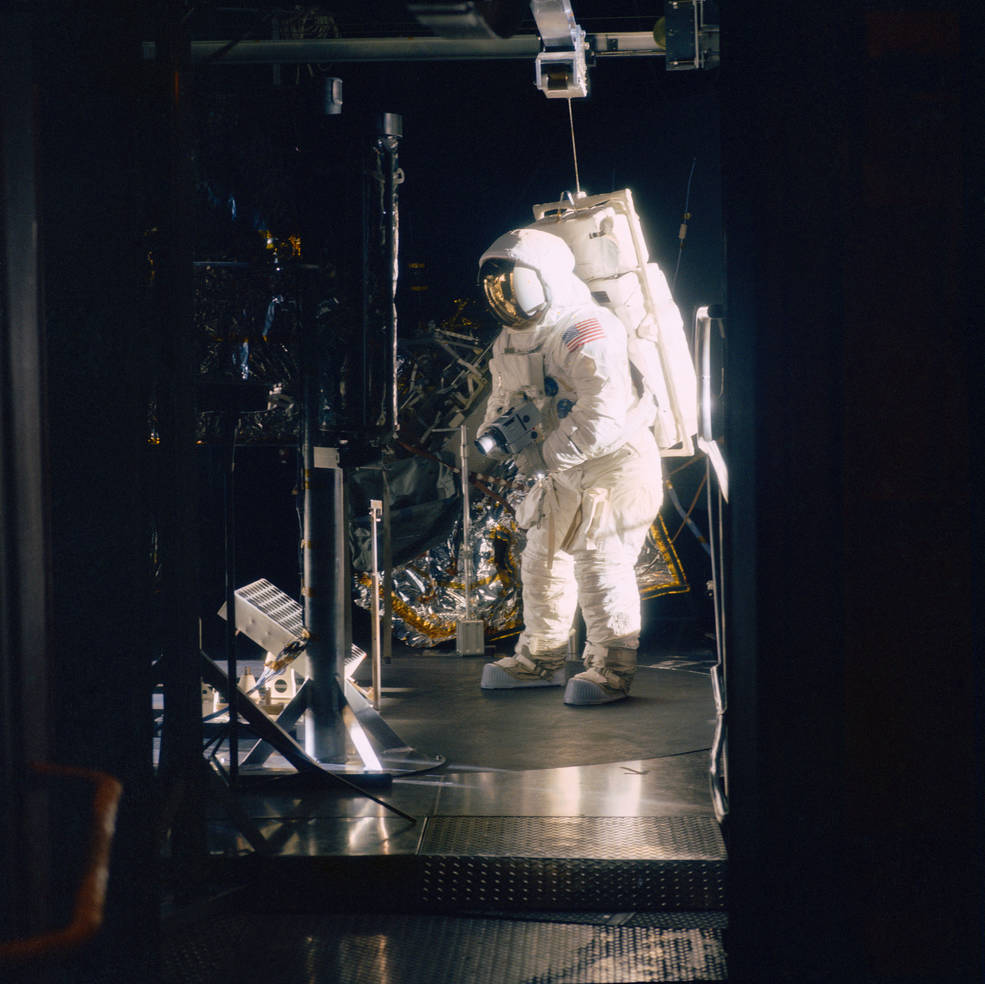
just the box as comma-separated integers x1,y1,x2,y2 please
459,424,473,621
369,500,383,708
301,270,347,760
223,426,238,783
301,450,347,763
379,120,400,672
364,115,401,674
381,459,394,667
360,112,402,439
381,115,401,438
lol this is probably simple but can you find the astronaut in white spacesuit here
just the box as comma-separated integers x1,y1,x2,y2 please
475,227,664,705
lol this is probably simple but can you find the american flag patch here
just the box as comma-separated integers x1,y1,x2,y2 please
562,318,605,352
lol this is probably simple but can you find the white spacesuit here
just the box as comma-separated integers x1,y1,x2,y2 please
475,227,664,705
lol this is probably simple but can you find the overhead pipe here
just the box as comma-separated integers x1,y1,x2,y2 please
140,32,664,64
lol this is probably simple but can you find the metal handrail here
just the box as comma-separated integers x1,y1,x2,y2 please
0,763,122,964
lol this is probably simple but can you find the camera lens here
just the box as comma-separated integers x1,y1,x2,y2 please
475,431,502,456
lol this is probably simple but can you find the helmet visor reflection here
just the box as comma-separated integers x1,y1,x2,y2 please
480,260,549,328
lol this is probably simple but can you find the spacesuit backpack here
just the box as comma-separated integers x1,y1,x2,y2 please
528,188,698,456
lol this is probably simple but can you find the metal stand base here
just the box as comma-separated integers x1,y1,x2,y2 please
202,653,444,787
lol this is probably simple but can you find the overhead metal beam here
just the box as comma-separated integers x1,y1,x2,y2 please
592,31,668,57
141,32,664,64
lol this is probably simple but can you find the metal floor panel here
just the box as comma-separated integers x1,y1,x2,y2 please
420,856,725,911
420,815,726,859
204,752,719,859
355,654,717,772
199,815,727,911
417,816,726,911
463,909,728,929
174,647,727,974
162,912,726,984
425,753,715,819
206,814,426,856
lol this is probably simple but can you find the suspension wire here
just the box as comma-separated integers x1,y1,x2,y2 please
667,472,709,551
567,97,581,196
672,156,697,290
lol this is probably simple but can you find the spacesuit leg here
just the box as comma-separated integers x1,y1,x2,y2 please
558,432,662,705
563,520,652,705
480,518,578,690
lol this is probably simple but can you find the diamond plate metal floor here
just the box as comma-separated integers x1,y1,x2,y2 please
420,815,724,859
162,912,726,984
164,647,727,981
197,813,726,914
418,816,726,911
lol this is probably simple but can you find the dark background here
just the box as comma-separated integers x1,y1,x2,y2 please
191,54,723,324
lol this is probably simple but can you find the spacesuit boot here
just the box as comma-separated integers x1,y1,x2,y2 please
480,645,567,690
563,646,637,705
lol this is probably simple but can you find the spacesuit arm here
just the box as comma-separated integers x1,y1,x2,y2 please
475,334,521,461
541,317,635,471
479,335,511,433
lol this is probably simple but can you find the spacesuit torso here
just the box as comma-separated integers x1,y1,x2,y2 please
485,313,651,468
480,228,658,479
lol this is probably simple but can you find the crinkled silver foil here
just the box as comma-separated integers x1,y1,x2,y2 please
637,514,691,600
353,480,524,648
353,481,688,649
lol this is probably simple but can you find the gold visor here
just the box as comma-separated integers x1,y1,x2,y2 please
480,260,549,328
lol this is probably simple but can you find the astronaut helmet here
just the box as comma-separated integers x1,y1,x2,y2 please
478,258,551,329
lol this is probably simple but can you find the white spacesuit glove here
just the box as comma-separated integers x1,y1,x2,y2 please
515,443,547,480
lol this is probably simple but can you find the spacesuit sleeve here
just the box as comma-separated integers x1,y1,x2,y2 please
479,333,511,434
541,310,635,471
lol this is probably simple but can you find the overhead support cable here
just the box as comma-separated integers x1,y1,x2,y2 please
567,98,581,196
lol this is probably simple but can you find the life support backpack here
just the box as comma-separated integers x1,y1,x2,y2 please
528,188,698,456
